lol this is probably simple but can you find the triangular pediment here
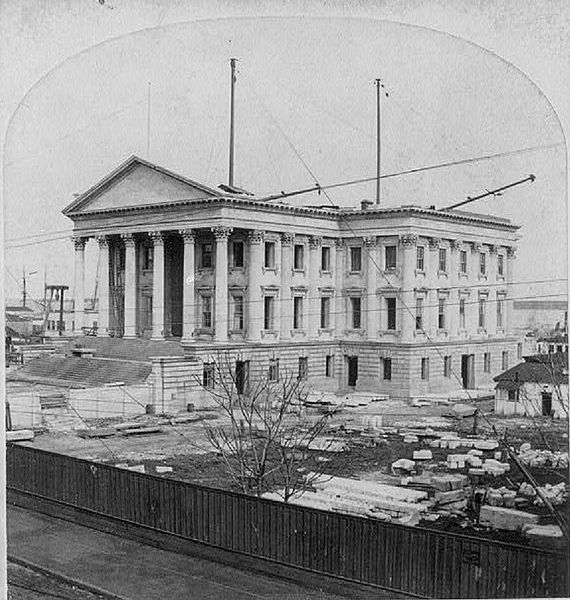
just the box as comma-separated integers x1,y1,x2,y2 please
63,156,222,216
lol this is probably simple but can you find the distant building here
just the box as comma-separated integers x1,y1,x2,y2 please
494,353,568,418
512,299,568,336
63,155,521,400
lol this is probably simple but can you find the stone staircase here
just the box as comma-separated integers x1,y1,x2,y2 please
8,355,152,388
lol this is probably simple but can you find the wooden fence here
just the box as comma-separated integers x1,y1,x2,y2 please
6,444,568,598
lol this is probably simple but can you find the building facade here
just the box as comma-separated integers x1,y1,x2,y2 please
64,156,520,400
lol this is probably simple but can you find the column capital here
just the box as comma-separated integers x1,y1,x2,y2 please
248,230,265,245
95,235,109,248
309,236,322,249
398,234,417,247
179,229,196,243
488,244,498,254
72,236,87,251
428,237,441,250
364,236,378,248
148,231,165,246
506,246,517,258
450,239,462,251
120,233,136,248
470,241,482,253
334,238,346,249
281,232,295,246
212,226,233,241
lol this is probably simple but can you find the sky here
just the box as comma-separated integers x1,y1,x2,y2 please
1,0,568,305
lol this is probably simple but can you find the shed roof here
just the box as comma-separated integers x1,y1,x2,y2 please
494,353,568,389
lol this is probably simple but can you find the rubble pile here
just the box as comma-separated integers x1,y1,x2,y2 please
517,444,569,469
518,481,567,506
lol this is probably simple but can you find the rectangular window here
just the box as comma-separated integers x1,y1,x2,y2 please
294,244,304,270
201,243,213,268
416,246,425,271
415,297,424,330
264,296,275,329
459,298,466,329
478,298,486,328
502,350,509,371
387,297,397,330
201,295,212,328
383,357,392,381
143,245,154,270
438,248,447,272
444,356,451,377
232,241,244,267
438,298,446,330
325,355,334,377
496,298,504,328
264,241,276,268
232,295,244,330
385,246,397,270
459,250,467,274
484,352,491,373
517,343,523,359
203,363,215,389
293,296,303,329
350,246,362,272
508,389,518,402
497,254,504,276
479,252,486,275
321,246,331,271
320,297,331,329
421,357,429,380
351,297,361,329
298,357,308,380
268,359,279,382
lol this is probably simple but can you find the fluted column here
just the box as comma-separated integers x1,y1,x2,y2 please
364,236,377,339
96,236,110,336
248,230,264,341
400,234,418,342
180,229,196,341
72,236,87,333
121,233,137,338
308,236,321,339
506,246,516,336
213,226,232,343
280,233,294,339
334,239,346,335
149,232,165,340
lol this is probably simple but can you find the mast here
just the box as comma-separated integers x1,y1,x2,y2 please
228,58,237,187
375,78,381,205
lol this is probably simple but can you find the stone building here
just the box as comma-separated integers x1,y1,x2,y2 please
64,156,520,402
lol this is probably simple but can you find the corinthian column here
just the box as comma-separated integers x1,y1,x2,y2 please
121,233,137,338
179,229,195,341
72,236,87,334
280,233,294,339
399,234,418,342
149,232,165,340
96,236,110,336
308,236,321,339
248,230,264,341
334,239,346,334
213,226,232,342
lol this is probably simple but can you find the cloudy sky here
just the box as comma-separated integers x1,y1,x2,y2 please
1,1,568,304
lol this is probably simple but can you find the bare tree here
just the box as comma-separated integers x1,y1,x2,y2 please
198,352,338,500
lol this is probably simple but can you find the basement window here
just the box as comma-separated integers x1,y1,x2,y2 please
203,363,215,389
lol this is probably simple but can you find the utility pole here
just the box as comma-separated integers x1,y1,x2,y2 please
228,57,237,187
146,81,151,157
22,266,26,308
374,78,388,205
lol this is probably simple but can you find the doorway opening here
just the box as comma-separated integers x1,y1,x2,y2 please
347,356,358,387
461,354,475,389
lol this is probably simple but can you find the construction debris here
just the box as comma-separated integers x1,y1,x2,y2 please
479,506,539,531
77,427,116,439
6,430,34,442
155,465,173,473
517,446,569,469
392,458,416,471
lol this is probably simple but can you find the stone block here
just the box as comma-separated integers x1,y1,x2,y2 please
413,450,432,460
468,449,483,456
6,430,34,442
469,468,485,475
435,489,465,505
431,474,466,491
474,440,499,450
392,458,416,471
479,506,539,531
156,466,173,473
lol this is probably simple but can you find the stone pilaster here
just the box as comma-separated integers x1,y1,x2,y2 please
334,239,345,334
248,230,264,341
448,239,461,337
506,246,516,336
399,234,418,341
364,236,378,339
72,236,87,333
95,236,110,336
121,233,137,338
212,226,232,342
280,233,294,339
149,232,165,340
308,236,321,339
179,229,196,341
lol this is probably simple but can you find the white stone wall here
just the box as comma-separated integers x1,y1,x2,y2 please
495,382,568,419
